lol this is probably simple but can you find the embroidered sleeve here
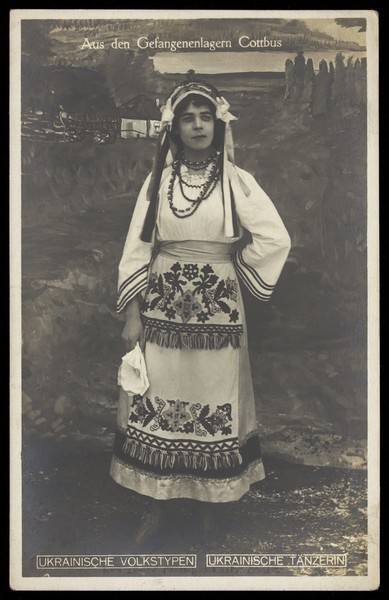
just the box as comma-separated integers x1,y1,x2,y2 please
231,168,291,301
117,174,153,313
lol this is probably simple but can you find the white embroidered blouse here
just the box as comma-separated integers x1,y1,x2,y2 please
117,163,291,313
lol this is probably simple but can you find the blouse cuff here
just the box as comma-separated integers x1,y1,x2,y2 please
117,266,149,313
232,248,275,302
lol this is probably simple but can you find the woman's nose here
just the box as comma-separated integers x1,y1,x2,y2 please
193,117,203,129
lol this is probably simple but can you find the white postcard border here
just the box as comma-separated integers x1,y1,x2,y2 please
10,8,379,592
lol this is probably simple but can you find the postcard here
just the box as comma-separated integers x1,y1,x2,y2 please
10,9,379,591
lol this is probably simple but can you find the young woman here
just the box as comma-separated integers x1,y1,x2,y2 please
110,76,291,546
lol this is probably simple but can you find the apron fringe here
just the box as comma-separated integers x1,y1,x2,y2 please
144,324,242,350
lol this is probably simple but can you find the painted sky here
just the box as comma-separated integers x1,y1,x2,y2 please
307,19,366,45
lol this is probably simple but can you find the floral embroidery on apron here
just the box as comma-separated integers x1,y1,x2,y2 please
141,250,244,349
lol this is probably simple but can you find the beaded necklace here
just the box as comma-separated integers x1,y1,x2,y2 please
179,150,218,171
168,152,221,219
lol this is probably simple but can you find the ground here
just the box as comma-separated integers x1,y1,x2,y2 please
22,440,367,579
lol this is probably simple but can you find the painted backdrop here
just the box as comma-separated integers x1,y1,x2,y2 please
22,17,367,470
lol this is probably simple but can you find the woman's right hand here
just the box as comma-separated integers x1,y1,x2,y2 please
121,315,145,352
121,296,145,351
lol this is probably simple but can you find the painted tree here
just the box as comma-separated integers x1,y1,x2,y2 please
284,59,295,101
312,60,330,117
302,58,315,105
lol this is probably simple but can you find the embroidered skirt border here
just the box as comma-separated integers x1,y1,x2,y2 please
112,427,262,479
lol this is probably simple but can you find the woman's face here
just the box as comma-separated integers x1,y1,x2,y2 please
175,101,215,155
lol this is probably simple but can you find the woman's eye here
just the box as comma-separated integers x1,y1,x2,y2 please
202,115,212,121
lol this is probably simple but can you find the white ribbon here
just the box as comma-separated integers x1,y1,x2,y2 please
160,98,174,130
215,96,238,123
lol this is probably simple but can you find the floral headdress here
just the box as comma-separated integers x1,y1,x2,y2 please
141,73,248,242
161,80,237,129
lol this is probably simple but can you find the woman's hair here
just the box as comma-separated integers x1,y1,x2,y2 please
169,93,225,150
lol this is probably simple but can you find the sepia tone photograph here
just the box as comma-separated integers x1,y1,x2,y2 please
10,9,379,591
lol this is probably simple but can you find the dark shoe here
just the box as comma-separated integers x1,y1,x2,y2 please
198,503,223,550
130,505,162,552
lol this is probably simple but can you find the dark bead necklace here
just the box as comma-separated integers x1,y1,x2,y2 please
168,153,221,219
179,150,218,171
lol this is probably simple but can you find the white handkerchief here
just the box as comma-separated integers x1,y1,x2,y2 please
118,342,149,396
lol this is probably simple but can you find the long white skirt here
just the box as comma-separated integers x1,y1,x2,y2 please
110,242,265,502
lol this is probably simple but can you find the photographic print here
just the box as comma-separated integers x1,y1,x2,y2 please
10,9,379,591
